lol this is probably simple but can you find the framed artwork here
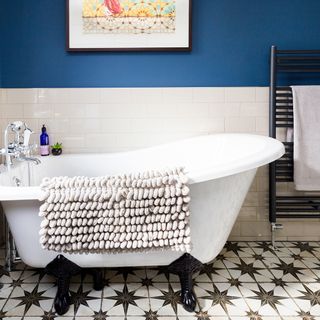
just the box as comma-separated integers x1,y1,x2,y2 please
66,0,192,51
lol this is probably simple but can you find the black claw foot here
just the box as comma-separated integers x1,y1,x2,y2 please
45,255,82,316
54,289,71,315
181,290,197,312
168,253,203,312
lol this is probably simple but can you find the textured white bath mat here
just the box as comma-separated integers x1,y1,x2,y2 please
39,167,191,254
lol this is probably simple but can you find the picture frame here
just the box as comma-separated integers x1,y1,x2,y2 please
66,0,192,52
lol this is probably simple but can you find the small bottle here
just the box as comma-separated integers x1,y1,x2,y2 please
40,125,50,156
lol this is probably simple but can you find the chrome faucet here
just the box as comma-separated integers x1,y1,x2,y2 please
17,155,41,165
0,121,41,170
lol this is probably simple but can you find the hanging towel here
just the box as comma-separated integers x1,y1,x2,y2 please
292,86,320,190
39,167,191,254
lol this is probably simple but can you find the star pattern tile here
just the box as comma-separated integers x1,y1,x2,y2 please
0,266,10,279
273,259,305,280
200,284,238,313
92,309,108,320
152,283,181,315
232,258,264,281
195,310,211,320
297,284,320,307
70,284,100,315
255,241,278,255
109,283,144,315
292,242,318,255
224,242,246,256
145,309,159,320
41,310,57,320
0,241,319,319
298,310,316,320
12,284,52,315
250,284,286,311
246,309,264,320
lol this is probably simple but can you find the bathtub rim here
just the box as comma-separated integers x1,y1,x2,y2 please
0,133,285,201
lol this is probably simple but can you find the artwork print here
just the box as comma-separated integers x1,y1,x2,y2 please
82,0,176,34
67,0,191,51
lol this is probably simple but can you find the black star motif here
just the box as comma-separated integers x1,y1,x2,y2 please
141,277,153,288
224,242,245,256
41,310,56,320
255,242,276,255
198,263,222,281
10,278,24,288
251,284,285,311
298,311,316,320
292,254,304,261
109,284,144,315
228,277,242,288
145,309,158,320
298,284,320,307
196,310,211,320
21,269,49,285
13,284,52,316
252,253,265,262
233,258,263,280
201,284,237,313
0,310,7,319
313,262,320,271
246,310,263,320
274,259,304,280
0,266,10,278
70,284,99,315
154,283,181,314
272,277,286,288
215,254,225,261
92,309,108,320
292,242,318,255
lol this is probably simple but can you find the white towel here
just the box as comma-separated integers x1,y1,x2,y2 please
292,86,320,190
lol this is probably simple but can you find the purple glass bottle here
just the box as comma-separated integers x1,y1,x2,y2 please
40,125,50,156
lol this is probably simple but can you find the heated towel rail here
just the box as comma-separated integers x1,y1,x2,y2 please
269,46,320,245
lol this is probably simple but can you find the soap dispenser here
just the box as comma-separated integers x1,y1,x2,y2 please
40,125,50,156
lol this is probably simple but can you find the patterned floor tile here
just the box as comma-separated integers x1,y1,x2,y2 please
106,267,147,284
0,241,320,319
285,242,320,259
268,257,318,282
145,267,180,283
101,282,150,318
0,264,24,285
194,260,231,283
148,282,184,317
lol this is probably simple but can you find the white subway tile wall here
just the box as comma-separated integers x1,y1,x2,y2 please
0,87,319,241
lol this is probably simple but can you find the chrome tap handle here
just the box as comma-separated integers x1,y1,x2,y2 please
23,127,33,147
2,121,36,169
10,121,24,145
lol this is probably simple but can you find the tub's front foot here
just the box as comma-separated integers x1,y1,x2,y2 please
45,255,81,316
89,268,105,291
168,253,203,312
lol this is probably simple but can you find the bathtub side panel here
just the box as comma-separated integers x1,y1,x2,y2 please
2,169,256,268
189,169,257,263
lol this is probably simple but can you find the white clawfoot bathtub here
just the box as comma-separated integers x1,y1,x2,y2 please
0,134,284,269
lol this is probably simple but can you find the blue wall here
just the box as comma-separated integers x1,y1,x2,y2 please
1,0,320,88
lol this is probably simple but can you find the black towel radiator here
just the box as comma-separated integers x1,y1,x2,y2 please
269,46,320,246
